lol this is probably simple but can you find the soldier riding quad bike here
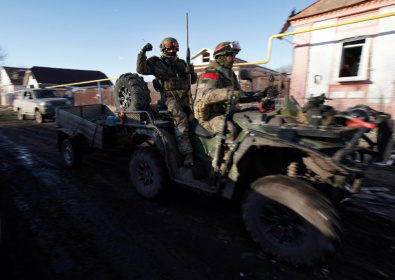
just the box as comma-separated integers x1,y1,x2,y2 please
111,72,394,265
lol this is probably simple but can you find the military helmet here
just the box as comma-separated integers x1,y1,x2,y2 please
160,37,179,52
213,41,241,59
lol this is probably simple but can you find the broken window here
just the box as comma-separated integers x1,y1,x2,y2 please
336,37,370,81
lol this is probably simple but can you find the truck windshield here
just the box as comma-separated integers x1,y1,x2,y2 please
34,90,60,98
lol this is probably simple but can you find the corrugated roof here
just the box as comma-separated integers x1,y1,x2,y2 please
3,66,28,86
30,66,113,87
289,0,371,21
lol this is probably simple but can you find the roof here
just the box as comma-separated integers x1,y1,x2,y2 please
191,48,211,60
28,66,113,87
289,0,370,21
2,66,28,85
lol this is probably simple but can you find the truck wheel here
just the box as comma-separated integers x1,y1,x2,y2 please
242,175,341,266
17,109,25,120
114,73,151,111
129,147,168,200
62,139,83,168
35,110,44,123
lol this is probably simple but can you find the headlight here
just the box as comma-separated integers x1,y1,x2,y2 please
66,100,72,105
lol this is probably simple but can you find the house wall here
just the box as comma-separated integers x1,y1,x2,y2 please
290,1,395,117
25,74,39,89
368,5,395,115
0,85,25,105
0,68,11,86
306,18,337,98
0,68,26,105
1,68,11,105
290,22,312,104
69,87,114,106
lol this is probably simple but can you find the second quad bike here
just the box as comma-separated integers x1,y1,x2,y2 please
58,72,394,266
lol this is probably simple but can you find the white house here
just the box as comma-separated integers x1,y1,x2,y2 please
287,0,395,116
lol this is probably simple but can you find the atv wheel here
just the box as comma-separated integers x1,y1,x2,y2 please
242,175,341,265
114,73,151,111
17,109,25,120
129,147,168,200
62,139,83,168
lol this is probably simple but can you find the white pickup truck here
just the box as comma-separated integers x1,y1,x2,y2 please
13,88,72,123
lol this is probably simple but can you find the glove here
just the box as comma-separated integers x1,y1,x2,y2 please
186,63,195,74
232,90,243,102
141,43,153,53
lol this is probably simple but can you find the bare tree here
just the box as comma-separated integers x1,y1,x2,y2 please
0,45,7,97
275,63,292,74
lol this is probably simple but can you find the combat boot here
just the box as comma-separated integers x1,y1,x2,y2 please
183,152,194,167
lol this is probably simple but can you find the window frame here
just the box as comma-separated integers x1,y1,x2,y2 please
202,52,210,63
334,36,371,82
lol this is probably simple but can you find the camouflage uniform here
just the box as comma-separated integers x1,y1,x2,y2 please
194,59,241,137
137,46,197,160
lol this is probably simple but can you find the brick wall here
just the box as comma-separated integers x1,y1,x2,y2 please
60,87,114,106
63,76,290,110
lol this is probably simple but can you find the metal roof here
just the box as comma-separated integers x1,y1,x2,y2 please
2,66,28,85
289,0,371,21
28,66,113,87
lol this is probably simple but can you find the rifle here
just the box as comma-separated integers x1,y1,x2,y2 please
213,94,236,173
186,12,193,108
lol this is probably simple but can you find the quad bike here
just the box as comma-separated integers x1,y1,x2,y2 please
110,72,394,265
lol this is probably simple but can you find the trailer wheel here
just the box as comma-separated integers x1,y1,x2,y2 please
17,109,25,120
114,73,151,111
35,110,44,123
129,147,168,200
62,139,83,168
242,175,341,266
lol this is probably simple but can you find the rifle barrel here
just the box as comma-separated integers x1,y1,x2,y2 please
186,13,189,47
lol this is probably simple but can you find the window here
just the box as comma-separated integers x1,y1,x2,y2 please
34,90,59,98
202,52,210,63
336,37,370,82
12,71,18,79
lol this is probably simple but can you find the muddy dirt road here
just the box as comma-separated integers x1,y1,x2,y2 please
0,106,394,280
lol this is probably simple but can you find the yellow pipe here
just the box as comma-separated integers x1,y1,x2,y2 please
196,11,395,69
4,77,119,95
47,77,118,88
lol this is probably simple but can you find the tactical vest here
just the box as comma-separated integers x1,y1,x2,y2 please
154,76,189,92
195,67,236,121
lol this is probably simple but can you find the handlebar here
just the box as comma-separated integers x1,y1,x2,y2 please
238,90,266,104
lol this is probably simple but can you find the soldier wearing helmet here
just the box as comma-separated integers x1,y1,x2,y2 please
137,37,197,166
194,41,244,137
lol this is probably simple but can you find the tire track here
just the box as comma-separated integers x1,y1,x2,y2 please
0,131,162,279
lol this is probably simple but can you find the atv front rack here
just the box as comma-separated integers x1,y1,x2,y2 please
263,124,358,139
263,114,393,172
